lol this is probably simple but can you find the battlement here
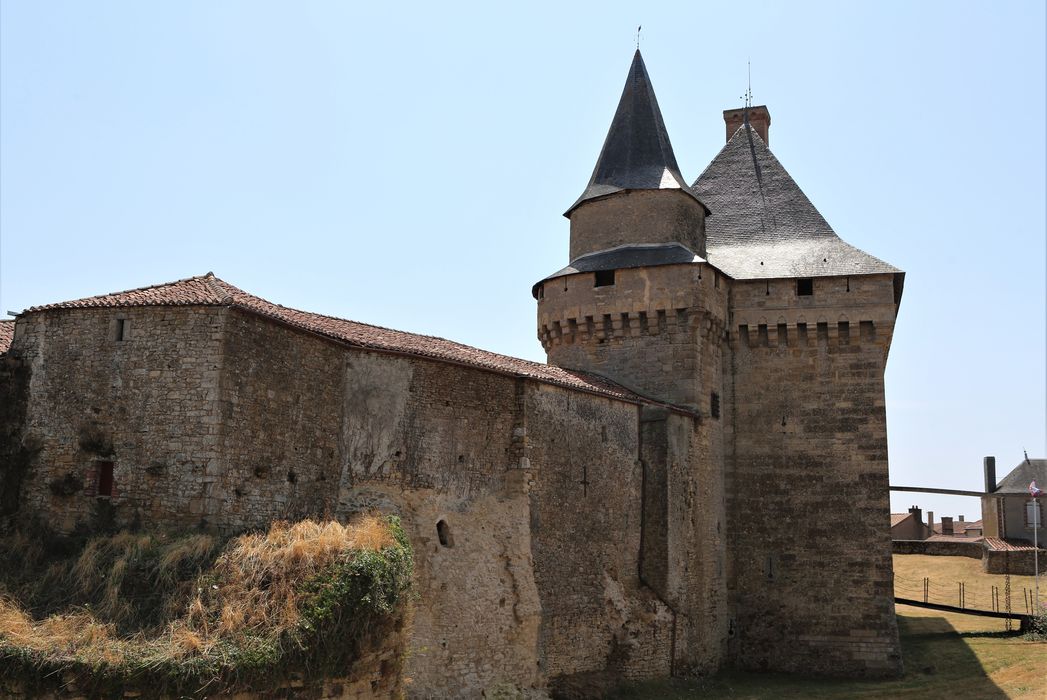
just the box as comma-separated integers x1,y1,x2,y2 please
731,319,881,350
540,306,728,350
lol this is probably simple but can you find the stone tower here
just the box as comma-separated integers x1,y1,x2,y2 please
535,50,727,413
535,50,904,678
535,49,732,675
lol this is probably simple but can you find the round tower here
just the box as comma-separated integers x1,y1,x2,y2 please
533,50,726,410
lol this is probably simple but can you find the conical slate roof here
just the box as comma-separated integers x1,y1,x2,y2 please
566,50,707,216
693,123,901,280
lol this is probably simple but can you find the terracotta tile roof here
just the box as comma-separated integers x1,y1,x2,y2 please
984,537,1041,552
0,320,13,354
890,513,912,528
25,273,672,408
926,534,983,543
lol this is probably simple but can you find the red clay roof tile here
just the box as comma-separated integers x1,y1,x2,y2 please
0,320,13,354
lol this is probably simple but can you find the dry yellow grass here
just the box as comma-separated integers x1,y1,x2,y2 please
0,515,394,668
893,554,1045,614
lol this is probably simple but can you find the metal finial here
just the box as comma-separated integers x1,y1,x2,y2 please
636,25,642,49
745,60,753,108
1026,449,1031,464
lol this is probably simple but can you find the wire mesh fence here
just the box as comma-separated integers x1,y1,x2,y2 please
894,572,1044,620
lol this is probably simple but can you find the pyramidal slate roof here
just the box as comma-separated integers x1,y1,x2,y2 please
22,273,666,406
567,50,707,216
693,123,901,280
994,458,1047,495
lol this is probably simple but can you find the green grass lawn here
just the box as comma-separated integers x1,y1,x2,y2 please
611,554,1047,700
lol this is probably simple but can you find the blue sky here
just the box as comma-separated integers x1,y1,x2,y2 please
2,1,1044,520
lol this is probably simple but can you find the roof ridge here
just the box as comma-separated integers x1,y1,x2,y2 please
101,272,217,300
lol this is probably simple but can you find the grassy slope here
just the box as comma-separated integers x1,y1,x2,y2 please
613,555,1047,699
0,516,413,697
893,554,1044,613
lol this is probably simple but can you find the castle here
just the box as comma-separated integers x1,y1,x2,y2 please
0,50,904,695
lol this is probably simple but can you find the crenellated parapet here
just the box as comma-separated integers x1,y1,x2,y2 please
537,263,728,350
729,274,898,353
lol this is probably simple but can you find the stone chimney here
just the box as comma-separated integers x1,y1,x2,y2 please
984,456,997,493
908,505,922,523
724,105,771,144
941,516,954,535
958,515,964,522
927,510,934,531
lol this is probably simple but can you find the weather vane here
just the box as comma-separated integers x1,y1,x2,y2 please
741,60,753,107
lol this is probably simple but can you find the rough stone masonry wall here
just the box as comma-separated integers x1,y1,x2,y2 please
568,190,708,260
9,307,226,533
4,303,710,696
726,273,902,677
211,311,542,696
524,382,677,684
639,408,728,675
215,312,690,695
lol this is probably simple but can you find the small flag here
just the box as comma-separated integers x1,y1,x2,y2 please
1031,481,1045,498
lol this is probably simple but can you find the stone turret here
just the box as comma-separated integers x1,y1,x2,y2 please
565,50,709,261
535,50,724,411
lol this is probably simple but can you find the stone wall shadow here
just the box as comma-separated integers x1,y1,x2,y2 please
896,612,1010,699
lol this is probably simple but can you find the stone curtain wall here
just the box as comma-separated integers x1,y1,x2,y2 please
525,383,677,683
3,303,704,696
892,540,983,559
10,307,227,533
726,273,902,677
214,309,347,528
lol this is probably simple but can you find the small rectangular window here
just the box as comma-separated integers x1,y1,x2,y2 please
96,461,114,497
115,318,126,341
797,278,813,296
1026,501,1043,528
710,392,721,419
594,269,615,287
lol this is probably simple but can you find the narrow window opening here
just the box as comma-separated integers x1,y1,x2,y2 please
115,319,126,342
797,278,813,296
436,520,454,547
1026,501,1043,529
710,392,721,419
846,277,851,292
765,554,776,582
96,461,114,497
765,281,771,296
594,269,616,287
714,272,720,289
